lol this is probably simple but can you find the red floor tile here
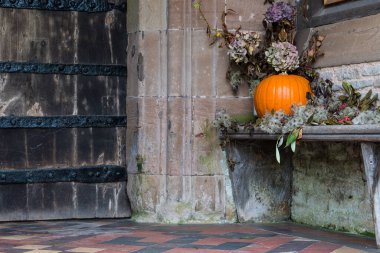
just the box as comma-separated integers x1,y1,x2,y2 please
300,241,342,253
0,220,375,253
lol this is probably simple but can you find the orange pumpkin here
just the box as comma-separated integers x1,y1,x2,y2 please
254,74,311,117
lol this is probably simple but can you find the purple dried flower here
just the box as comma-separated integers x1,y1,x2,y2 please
265,2,295,23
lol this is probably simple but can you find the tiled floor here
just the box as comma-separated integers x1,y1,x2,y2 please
0,219,377,253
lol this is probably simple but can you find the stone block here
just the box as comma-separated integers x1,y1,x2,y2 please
292,142,374,234
193,98,216,131
127,0,139,33
191,0,224,30
167,98,191,176
192,137,224,176
191,30,215,97
191,98,226,176
136,97,167,175
139,0,167,31
192,175,226,221
166,175,183,202
226,141,292,222
126,98,139,174
216,97,253,116
168,0,187,29
139,31,167,97
127,174,165,214
168,30,185,97
317,69,335,81
349,79,374,90
127,31,140,97
225,0,267,31
192,135,224,176
161,175,227,223
312,13,380,68
362,63,380,77
335,67,361,81
374,78,380,88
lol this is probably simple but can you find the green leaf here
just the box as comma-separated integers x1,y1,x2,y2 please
369,94,378,106
291,141,296,152
306,114,315,124
339,95,347,102
285,129,299,147
277,135,284,148
275,145,281,164
362,90,372,101
342,81,351,94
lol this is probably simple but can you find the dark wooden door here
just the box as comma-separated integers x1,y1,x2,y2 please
0,0,130,220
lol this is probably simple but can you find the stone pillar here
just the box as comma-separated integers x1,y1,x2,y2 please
126,0,267,222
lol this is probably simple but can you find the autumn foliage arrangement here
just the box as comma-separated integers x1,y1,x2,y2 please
194,0,380,163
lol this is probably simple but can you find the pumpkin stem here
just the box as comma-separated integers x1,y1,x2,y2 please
280,72,288,75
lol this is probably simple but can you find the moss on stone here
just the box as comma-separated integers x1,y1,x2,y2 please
175,202,192,215
230,113,256,124
199,154,216,174
357,230,376,238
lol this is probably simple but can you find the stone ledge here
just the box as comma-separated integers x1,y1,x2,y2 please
227,124,380,142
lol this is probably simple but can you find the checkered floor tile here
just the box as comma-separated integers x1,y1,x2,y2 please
0,220,376,252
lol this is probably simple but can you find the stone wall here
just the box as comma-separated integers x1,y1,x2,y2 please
318,62,380,92
126,0,269,223
292,142,374,234
126,0,380,233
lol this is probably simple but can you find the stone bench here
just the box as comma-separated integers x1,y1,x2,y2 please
226,124,380,247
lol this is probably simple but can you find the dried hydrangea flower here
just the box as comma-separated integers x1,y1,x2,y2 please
227,31,260,64
265,1,295,23
212,110,232,129
259,111,285,134
265,42,299,73
353,111,380,125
